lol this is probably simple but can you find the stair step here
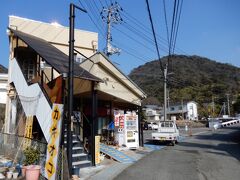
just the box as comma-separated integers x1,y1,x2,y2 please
65,146,84,150
72,153,88,161
72,160,91,168
64,140,79,144
73,147,83,150
64,134,77,137
72,153,87,158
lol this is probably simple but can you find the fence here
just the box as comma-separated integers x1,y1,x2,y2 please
0,132,68,179
0,132,47,178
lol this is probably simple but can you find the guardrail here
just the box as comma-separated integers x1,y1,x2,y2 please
221,119,240,127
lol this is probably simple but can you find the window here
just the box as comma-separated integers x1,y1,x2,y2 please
171,107,175,111
74,53,85,64
161,122,173,127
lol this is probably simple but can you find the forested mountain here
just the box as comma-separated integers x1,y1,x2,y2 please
129,55,240,117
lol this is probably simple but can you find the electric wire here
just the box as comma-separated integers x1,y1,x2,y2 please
172,0,183,54
145,0,164,72
78,0,106,39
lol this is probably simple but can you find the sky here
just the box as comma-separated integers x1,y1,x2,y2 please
0,0,240,75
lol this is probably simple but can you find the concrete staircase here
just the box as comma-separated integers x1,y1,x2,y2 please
10,58,53,141
63,124,91,175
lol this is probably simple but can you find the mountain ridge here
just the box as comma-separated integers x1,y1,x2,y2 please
129,55,240,116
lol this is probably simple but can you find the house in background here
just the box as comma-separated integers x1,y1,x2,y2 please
0,73,8,104
142,105,162,122
167,101,198,121
0,73,8,129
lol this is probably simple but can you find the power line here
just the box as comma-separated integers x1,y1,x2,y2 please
121,21,170,53
163,0,170,49
172,0,183,54
78,0,106,38
121,6,188,55
145,0,163,71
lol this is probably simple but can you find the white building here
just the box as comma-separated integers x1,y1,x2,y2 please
0,73,8,104
167,101,198,120
142,105,162,122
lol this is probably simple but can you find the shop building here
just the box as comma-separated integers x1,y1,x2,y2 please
4,16,146,178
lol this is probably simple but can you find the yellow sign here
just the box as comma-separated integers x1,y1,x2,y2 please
45,104,63,180
49,122,60,138
23,116,33,149
47,141,57,158
46,157,55,179
51,105,61,122
95,136,100,164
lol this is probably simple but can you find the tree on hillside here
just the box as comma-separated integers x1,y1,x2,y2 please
233,95,240,114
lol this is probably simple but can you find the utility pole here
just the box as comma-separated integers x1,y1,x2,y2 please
223,102,226,115
68,3,87,176
167,89,170,119
226,94,230,116
101,2,122,56
164,66,167,121
181,98,184,120
212,96,215,117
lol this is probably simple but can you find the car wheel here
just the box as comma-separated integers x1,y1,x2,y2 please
171,140,176,146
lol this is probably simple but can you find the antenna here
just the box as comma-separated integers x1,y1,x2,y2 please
101,2,123,56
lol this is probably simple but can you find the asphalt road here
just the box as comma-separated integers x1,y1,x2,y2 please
114,125,240,180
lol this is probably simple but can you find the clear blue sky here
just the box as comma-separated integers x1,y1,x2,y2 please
1,0,240,74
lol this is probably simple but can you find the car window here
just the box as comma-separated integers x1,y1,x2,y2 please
160,122,174,127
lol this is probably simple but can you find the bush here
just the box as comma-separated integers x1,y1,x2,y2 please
23,147,40,165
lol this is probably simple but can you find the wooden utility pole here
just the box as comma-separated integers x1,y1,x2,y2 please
163,67,167,121
226,94,230,116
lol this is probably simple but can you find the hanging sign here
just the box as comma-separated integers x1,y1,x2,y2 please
45,104,63,180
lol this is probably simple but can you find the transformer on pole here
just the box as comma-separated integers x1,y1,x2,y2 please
101,2,122,56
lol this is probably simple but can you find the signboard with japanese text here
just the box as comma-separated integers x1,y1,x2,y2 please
45,103,63,180
114,114,119,127
119,115,124,129
95,136,101,165
23,116,33,149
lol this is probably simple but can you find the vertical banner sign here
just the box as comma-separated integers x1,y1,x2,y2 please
119,115,124,129
95,136,101,165
45,103,63,180
23,116,33,149
114,114,120,127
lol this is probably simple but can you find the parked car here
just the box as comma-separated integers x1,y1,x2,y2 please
151,120,180,145
148,122,158,130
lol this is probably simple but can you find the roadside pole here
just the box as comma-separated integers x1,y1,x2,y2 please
164,67,167,121
68,3,87,176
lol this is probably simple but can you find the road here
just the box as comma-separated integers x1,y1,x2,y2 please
114,125,240,180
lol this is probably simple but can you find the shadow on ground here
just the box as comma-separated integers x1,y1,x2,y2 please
178,125,240,161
